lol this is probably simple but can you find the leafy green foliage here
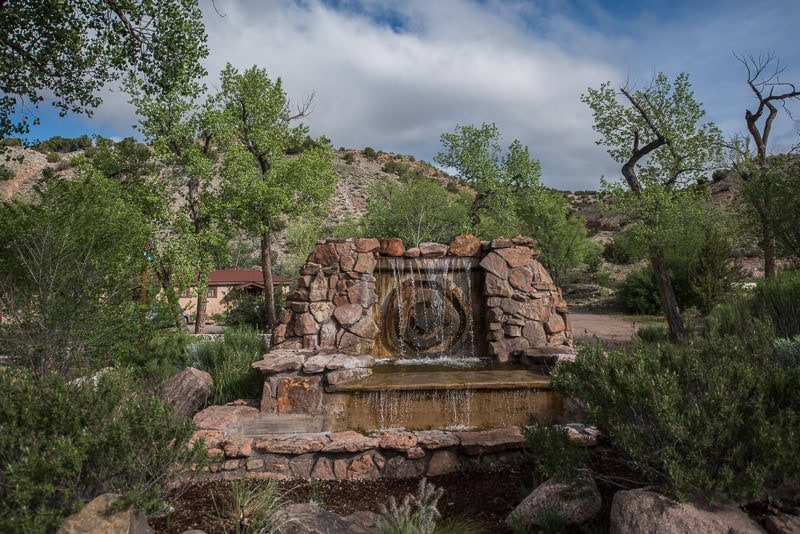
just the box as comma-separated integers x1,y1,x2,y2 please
362,146,377,159
619,269,662,315
550,323,800,501
0,163,12,181
435,123,539,235
0,0,208,138
517,187,600,283
361,175,471,247
34,135,92,153
184,327,264,404
210,479,288,534
602,237,633,264
635,324,670,343
0,367,205,533
523,416,588,482
0,166,153,377
216,63,337,328
751,269,800,338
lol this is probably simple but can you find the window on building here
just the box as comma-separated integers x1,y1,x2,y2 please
179,289,190,298
207,288,217,298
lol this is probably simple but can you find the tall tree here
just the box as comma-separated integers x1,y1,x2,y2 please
0,0,207,138
582,73,722,341
215,64,336,331
734,52,800,278
130,76,226,333
435,123,539,236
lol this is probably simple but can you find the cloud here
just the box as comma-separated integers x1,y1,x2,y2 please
38,0,798,190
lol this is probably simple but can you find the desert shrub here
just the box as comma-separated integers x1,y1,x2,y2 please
379,478,444,534
210,479,287,533
0,367,205,533
46,151,61,163
185,327,264,404
1,137,22,147
342,152,355,164
382,160,408,176
0,164,13,181
362,146,377,159
602,238,632,264
751,269,800,338
773,335,800,368
523,416,588,482
635,324,670,343
34,134,92,153
618,268,661,315
41,166,56,180
550,325,800,501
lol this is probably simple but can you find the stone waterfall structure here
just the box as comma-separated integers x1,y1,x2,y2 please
272,234,573,362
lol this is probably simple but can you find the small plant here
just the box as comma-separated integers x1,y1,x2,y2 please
46,151,61,163
773,335,800,368
343,152,355,164
211,479,288,533
379,478,444,534
751,269,800,338
523,416,588,482
0,164,13,181
635,324,670,344
362,146,377,159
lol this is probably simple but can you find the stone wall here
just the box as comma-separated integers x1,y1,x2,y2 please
273,234,572,361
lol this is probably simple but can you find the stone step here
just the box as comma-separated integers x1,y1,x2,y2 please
326,368,550,392
237,414,325,436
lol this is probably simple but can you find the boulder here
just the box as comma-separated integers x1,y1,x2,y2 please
379,238,405,257
255,433,329,454
507,477,601,529
404,247,421,257
610,489,766,534
222,436,253,458
427,449,460,476
355,238,381,253
508,265,535,292
418,242,449,257
273,503,354,534
448,234,481,256
415,429,460,449
354,252,377,274
456,426,525,455
308,242,339,269
159,367,213,420
490,237,514,248
57,493,153,534
371,430,418,451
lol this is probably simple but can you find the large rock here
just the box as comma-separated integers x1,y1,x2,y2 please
456,426,525,455
354,252,377,274
379,238,405,257
418,242,449,257
347,315,379,339
326,367,372,386
496,246,533,268
159,367,213,420
415,430,460,449
326,353,376,369
276,376,323,415
355,238,380,253
255,433,329,454
57,493,153,534
507,477,601,529
485,272,513,297
347,281,377,308
273,503,354,534
610,489,766,534
448,234,481,257
309,302,334,324
293,313,319,336
322,431,380,453
480,251,510,279
308,242,339,269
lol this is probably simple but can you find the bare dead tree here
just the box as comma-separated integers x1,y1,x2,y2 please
735,52,800,277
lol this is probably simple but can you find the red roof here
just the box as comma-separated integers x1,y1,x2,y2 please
208,269,291,287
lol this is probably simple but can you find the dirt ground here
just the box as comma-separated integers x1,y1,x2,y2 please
570,312,664,348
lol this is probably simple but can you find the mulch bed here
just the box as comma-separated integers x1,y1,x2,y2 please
151,444,643,533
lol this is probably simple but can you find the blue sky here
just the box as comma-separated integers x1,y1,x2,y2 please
20,0,800,190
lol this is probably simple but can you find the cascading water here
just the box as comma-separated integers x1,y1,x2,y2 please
373,256,485,360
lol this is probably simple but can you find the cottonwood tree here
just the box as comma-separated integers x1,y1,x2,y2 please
734,52,800,278
0,0,207,138
130,75,227,333
582,73,722,341
215,64,336,330
435,123,539,236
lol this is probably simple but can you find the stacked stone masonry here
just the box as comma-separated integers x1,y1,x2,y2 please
273,234,572,362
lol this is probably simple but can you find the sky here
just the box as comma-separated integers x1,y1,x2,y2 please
22,0,800,191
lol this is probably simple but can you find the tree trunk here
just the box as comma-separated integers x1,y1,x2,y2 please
763,225,777,278
194,284,208,334
651,254,688,342
260,229,276,332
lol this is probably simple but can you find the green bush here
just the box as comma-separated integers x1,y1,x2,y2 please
362,146,377,159
382,160,408,176
751,269,800,339
342,152,355,164
34,134,93,153
522,416,588,482
0,368,205,533
635,324,670,343
602,238,632,264
46,151,61,163
185,327,264,404
0,164,13,181
1,137,22,147
773,335,800,368
618,268,662,315
550,326,800,501
379,479,444,534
